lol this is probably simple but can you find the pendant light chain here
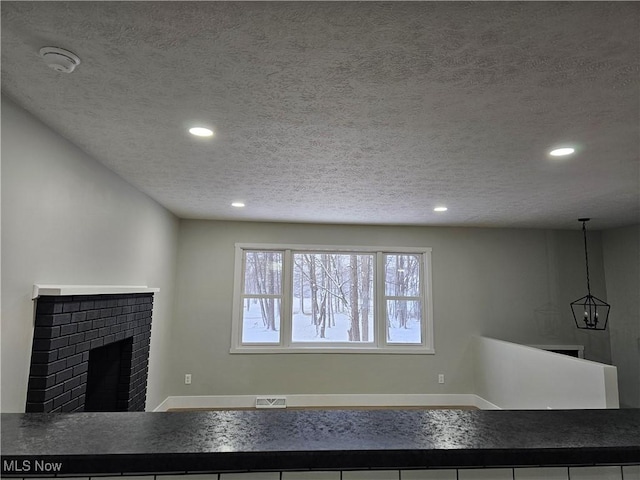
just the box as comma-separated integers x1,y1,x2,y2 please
582,220,591,297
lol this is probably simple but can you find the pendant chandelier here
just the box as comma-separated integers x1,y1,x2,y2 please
570,218,610,330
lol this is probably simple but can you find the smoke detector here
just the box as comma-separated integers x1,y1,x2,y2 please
39,47,81,73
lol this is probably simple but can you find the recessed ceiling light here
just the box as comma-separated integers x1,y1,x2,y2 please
189,127,214,137
434,206,448,212
549,147,575,157
231,202,245,208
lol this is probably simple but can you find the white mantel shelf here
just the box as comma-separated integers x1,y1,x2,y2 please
32,284,160,299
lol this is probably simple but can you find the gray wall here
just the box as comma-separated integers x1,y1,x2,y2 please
1,96,180,412
603,225,640,408
168,220,610,399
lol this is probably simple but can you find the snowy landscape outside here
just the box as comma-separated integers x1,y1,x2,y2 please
241,250,423,345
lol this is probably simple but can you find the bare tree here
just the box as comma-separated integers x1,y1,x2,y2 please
360,255,371,341
292,253,375,342
308,254,319,327
396,255,408,329
247,252,279,331
348,254,361,341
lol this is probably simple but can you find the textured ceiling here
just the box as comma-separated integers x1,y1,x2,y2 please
2,1,639,229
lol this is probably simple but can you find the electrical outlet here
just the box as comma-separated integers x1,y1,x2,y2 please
438,374,445,384
185,374,192,385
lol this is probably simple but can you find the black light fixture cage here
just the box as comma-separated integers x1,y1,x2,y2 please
570,218,610,330
571,293,610,330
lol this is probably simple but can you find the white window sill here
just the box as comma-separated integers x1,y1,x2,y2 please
230,346,435,355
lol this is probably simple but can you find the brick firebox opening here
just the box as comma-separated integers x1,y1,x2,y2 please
26,293,154,413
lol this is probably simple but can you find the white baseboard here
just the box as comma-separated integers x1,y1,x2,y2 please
152,393,500,411
472,395,501,410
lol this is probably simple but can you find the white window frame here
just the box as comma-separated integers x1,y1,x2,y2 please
231,244,434,354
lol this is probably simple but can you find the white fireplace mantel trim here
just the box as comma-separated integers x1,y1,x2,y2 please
32,284,160,299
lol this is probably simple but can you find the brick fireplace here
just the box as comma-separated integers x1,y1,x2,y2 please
26,288,156,413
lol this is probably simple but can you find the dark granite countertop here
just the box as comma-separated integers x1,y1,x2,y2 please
2,409,640,475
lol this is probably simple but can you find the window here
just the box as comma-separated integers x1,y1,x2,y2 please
231,244,434,354
239,251,283,344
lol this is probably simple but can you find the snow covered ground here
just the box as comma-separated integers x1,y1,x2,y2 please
241,298,421,344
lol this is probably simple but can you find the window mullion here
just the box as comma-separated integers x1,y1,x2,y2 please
376,251,385,348
281,249,292,348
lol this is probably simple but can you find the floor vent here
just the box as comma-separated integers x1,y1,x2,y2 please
256,396,287,409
